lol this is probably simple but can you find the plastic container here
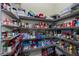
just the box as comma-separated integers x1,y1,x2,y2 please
17,8,26,16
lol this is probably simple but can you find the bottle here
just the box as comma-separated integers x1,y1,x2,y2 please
3,42,8,54
41,48,48,56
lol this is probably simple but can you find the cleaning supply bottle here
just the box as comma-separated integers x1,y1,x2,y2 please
28,10,35,17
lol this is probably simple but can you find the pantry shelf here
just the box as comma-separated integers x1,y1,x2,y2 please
55,37,79,47
62,39,79,47
2,42,20,56
2,36,58,42
2,24,54,30
2,34,20,42
21,28,54,31
2,9,19,19
19,16,54,22
29,28,53,30
1,52,12,56
23,44,55,52
2,25,19,28
54,9,79,22
1,3,79,56
22,37,57,41
52,28,74,30
55,45,73,56
52,27,79,30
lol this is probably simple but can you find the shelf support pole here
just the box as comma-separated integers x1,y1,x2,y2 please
0,3,2,55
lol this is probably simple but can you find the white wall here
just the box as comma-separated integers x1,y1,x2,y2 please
21,3,73,16
21,3,57,16
54,3,73,14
